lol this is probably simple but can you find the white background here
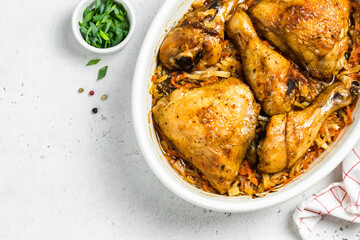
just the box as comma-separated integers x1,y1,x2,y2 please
0,0,360,239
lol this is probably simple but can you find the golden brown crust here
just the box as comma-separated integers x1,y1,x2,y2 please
152,78,260,193
248,0,351,79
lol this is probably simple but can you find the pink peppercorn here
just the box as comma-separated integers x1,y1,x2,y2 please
89,90,94,96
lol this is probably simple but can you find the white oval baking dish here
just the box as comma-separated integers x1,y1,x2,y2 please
132,0,360,212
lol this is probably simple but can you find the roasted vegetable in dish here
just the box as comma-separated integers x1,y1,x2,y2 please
151,0,360,197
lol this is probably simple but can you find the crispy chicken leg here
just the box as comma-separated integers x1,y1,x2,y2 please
226,10,307,116
258,82,358,173
159,0,238,72
152,78,260,193
248,0,351,79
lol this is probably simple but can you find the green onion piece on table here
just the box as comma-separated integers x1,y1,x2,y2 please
97,66,108,80
86,59,101,66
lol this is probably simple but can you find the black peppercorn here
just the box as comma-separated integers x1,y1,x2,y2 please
92,108,98,114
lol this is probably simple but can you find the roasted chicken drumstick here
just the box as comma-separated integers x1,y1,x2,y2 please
159,0,238,72
226,9,307,116
258,81,359,173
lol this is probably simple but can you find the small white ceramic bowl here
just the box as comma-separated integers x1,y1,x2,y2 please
72,0,135,55
132,0,360,212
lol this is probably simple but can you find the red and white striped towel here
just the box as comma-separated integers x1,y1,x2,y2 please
294,142,360,239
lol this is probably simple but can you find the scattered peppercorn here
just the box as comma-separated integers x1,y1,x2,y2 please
101,94,108,101
78,88,84,93
92,108,98,114
89,90,95,96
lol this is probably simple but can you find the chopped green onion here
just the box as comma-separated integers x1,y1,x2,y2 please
105,19,112,33
83,7,90,18
109,4,117,13
95,0,101,8
101,15,110,24
97,66,108,80
83,11,93,23
93,14,104,22
86,59,101,66
90,22,98,36
99,3,105,14
113,29,123,46
99,30,110,41
80,25,88,35
115,14,124,21
79,0,130,49
114,6,119,15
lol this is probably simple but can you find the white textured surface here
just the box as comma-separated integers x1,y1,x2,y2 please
0,0,359,239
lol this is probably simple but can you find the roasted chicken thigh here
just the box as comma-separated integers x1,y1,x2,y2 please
248,0,351,79
152,78,260,193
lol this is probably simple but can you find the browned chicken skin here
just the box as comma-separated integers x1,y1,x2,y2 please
159,0,238,72
258,82,358,173
226,9,307,116
152,0,360,195
152,78,260,193
248,0,351,79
